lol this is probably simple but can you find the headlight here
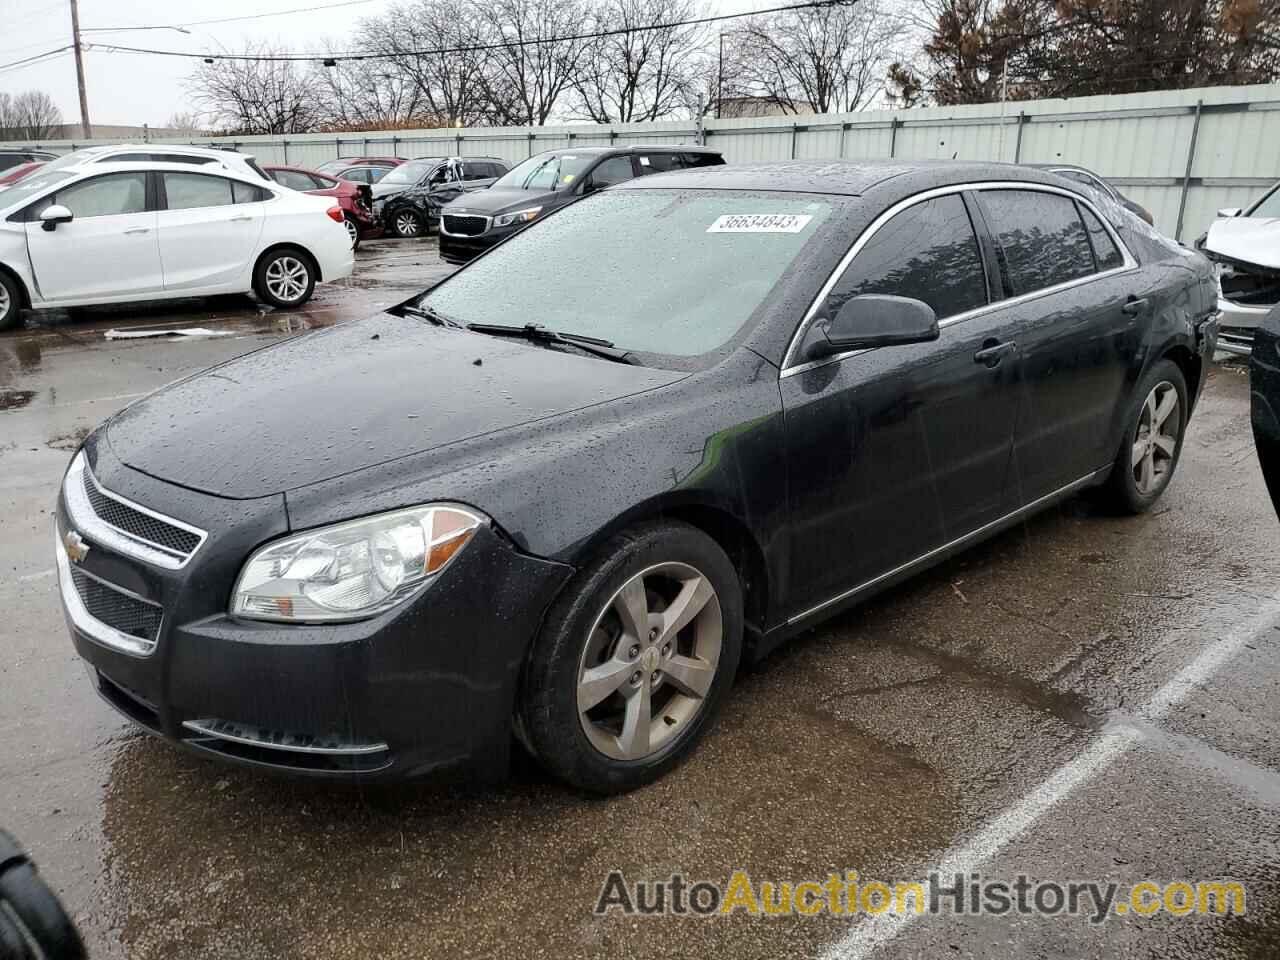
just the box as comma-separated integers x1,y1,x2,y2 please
493,206,542,228
231,504,485,623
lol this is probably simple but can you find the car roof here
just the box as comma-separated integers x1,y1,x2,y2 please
531,144,720,157
616,159,1074,197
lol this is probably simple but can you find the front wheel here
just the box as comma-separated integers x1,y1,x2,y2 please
390,209,424,239
0,272,21,331
521,521,743,794
253,249,316,309
1103,358,1189,512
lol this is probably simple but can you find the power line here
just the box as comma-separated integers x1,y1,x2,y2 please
82,0,390,33
87,0,858,63
0,45,72,73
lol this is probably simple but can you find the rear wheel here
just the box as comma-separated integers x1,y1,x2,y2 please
342,215,361,251
390,209,424,239
0,273,20,331
521,521,742,794
253,249,316,308
1103,358,1188,512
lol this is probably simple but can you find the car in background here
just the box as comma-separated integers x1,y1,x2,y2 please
437,145,724,264
1200,183,1280,356
264,164,380,249
0,160,45,187
380,157,509,238
315,156,404,177
0,148,56,172
46,143,274,183
1028,163,1155,226
0,157,353,330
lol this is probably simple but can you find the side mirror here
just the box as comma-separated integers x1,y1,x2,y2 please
39,204,72,231
808,294,939,359
1217,207,1242,219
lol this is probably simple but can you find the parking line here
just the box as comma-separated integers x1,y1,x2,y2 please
819,602,1280,960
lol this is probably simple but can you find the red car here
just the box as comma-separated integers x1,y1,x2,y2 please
263,165,381,248
314,156,405,176
0,161,45,186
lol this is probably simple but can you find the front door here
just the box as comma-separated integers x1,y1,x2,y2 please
24,171,162,302
781,192,1021,618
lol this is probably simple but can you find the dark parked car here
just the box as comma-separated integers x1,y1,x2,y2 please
0,148,56,172
56,161,1218,794
380,157,509,238
437,144,724,263
264,164,381,248
1251,304,1280,517
1028,163,1155,225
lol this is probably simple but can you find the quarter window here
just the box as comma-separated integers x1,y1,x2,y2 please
1080,206,1124,271
54,172,147,218
826,194,987,320
982,190,1097,295
165,172,235,209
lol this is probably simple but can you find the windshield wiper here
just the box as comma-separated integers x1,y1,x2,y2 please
400,302,464,328
466,323,637,364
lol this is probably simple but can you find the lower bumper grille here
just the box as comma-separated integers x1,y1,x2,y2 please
69,565,162,645
442,214,487,237
182,718,392,773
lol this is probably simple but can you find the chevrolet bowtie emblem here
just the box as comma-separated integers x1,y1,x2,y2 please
64,529,90,564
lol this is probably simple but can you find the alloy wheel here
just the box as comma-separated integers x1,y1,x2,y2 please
576,562,723,762
1132,380,1180,495
0,283,9,322
395,213,421,237
344,218,359,247
264,256,309,303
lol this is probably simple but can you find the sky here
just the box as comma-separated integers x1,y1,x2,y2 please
0,0,768,129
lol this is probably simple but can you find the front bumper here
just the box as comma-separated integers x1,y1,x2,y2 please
56,440,573,782
437,224,518,264
1216,296,1266,356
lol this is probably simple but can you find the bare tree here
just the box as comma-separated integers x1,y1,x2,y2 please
0,90,62,139
166,111,206,135
187,44,325,134
572,0,708,122
478,0,594,125
724,0,905,114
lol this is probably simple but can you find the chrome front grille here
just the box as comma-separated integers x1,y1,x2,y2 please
69,565,162,644
442,214,487,237
81,469,201,555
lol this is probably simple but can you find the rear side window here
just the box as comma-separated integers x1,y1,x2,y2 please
164,172,234,209
639,154,681,174
826,194,987,320
1080,206,1124,271
487,162,509,177
982,190,1096,295
682,152,724,168
55,172,147,218
461,162,490,181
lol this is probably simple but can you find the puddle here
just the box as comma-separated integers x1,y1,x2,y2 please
0,388,36,411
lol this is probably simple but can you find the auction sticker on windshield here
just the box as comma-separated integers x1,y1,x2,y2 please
707,213,814,233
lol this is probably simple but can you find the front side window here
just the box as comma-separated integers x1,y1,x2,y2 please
423,190,836,360
982,189,1097,295
164,172,234,210
587,156,636,188
826,194,987,320
54,172,147,218
381,159,440,186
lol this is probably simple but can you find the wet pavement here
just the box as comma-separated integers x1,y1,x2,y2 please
2,239,1279,959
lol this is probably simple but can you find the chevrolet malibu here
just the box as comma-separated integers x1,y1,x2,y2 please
56,161,1219,793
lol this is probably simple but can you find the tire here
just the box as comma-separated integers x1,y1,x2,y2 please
390,208,425,239
1102,358,1189,513
253,248,316,309
0,272,22,332
343,215,361,251
521,521,743,794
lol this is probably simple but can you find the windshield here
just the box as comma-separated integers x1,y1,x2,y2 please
423,189,835,359
492,153,595,191
0,170,74,209
381,158,442,185
1249,183,1280,219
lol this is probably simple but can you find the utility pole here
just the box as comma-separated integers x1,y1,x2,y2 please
69,0,91,139
996,59,1009,162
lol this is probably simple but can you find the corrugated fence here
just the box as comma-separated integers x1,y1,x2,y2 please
8,82,1280,242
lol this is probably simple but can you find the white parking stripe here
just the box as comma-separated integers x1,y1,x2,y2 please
819,603,1280,960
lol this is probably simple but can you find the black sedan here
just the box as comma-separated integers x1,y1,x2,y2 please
437,144,724,263
56,161,1218,794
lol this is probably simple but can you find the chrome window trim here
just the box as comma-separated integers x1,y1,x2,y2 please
54,527,161,657
780,180,1139,377
786,467,1107,626
63,451,207,570
439,213,491,237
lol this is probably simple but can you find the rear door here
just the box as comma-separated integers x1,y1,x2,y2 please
157,171,267,291
973,187,1143,502
23,171,162,302
781,191,1021,617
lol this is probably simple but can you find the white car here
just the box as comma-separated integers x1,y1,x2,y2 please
45,143,275,183
0,155,354,330
1200,182,1280,356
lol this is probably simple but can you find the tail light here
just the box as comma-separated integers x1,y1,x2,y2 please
325,205,344,223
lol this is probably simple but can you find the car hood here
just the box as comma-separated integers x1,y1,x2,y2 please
1204,216,1280,268
443,187,561,217
371,180,416,200
105,312,685,500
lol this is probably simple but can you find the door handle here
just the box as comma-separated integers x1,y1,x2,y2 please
1122,297,1149,316
974,339,1016,368
123,227,150,235
228,215,253,223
